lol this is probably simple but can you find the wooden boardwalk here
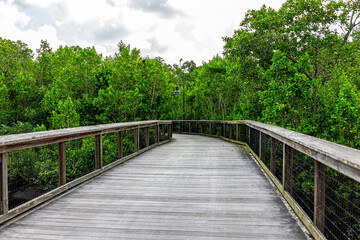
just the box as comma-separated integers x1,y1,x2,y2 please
0,134,308,239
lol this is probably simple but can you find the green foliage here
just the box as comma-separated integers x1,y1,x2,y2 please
51,97,80,129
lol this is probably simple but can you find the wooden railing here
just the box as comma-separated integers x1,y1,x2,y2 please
0,120,172,223
173,120,360,240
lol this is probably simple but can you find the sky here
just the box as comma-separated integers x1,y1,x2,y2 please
0,0,286,65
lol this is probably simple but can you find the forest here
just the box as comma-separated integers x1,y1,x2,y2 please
1,0,359,149
0,0,359,239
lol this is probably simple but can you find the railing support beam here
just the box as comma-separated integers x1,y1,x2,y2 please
283,144,293,194
0,153,8,215
95,135,103,169
314,161,326,233
145,127,150,147
58,142,66,186
118,131,123,159
134,128,139,152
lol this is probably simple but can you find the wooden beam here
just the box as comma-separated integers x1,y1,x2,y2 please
0,153,8,215
134,128,139,152
161,124,165,142
167,124,171,140
283,144,293,194
270,137,276,175
95,135,103,170
209,123,212,135
236,124,239,141
155,125,159,143
58,142,66,186
314,161,325,233
229,124,233,139
145,127,150,147
118,131,123,159
260,133,266,163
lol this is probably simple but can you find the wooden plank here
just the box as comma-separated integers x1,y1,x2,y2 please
0,135,307,240
0,153,8,215
246,120,360,182
283,144,293,194
58,142,66,186
314,161,325,233
209,123,212,135
95,135,102,170
118,131,123,159
0,121,159,151
167,124,171,140
0,139,171,224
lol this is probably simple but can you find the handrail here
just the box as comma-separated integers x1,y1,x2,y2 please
173,120,360,240
0,120,173,223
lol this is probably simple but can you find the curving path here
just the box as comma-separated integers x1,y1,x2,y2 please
0,134,309,239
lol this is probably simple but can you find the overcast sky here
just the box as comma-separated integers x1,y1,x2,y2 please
0,0,286,65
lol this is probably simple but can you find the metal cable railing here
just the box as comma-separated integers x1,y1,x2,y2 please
1,120,173,223
173,120,360,240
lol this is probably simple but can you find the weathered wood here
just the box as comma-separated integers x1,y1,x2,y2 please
0,121,161,154
167,124,171,140
118,131,123,159
0,153,8,215
283,144,293,194
58,142,66,186
0,135,307,240
270,137,276,175
200,123,203,134
209,123,212,135
161,125,165,141
188,122,191,133
0,139,170,224
236,124,239,141
145,127,150,147
134,128,139,152
260,132,266,163
314,161,325,233
95,135,103,170
246,120,360,183
154,125,159,143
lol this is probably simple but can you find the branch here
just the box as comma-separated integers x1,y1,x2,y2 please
285,55,313,80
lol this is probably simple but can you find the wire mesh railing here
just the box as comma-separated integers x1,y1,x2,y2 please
0,120,172,223
173,120,360,240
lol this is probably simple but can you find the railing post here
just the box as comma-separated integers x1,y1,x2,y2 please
229,124,233,139
209,123,212,135
145,127,150,147
95,135,103,169
155,124,159,143
189,122,191,133
270,138,276,175
161,124,165,141
283,144,293,194
134,128,139,151
314,161,326,233
200,122,203,134
58,142,66,186
236,124,239,141
260,133,266,163
0,153,8,215
118,131,123,159
167,124,171,140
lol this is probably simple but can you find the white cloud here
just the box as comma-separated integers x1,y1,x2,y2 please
0,0,287,64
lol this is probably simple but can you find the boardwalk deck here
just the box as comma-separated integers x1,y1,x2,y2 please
0,134,309,239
